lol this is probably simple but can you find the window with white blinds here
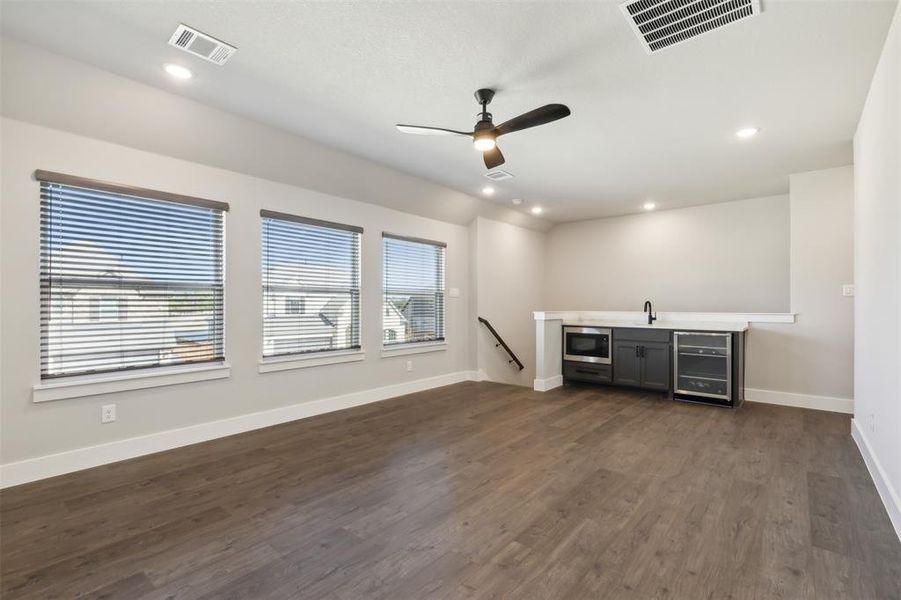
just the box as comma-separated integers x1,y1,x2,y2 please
38,171,227,379
382,233,446,346
261,210,362,357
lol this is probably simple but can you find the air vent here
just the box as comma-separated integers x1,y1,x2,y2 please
484,170,514,181
620,0,760,54
168,24,236,65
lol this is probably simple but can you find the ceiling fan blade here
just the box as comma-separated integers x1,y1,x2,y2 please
483,145,505,169
396,124,472,137
495,104,571,137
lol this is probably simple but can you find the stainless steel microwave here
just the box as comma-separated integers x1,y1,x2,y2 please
563,326,612,364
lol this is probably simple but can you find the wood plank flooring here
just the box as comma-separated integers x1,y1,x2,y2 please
1,381,899,599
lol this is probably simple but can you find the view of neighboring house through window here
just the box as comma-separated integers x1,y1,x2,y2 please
382,233,446,345
285,297,306,315
38,172,227,378
261,210,362,357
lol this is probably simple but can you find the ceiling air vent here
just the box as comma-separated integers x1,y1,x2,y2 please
620,0,761,54
168,24,237,65
484,170,514,182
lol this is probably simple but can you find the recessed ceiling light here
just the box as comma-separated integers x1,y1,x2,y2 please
736,127,760,139
164,64,193,80
643,202,656,211
511,198,522,205
531,206,543,215
481,186,495,196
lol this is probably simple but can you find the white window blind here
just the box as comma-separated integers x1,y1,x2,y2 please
382,233,446,346
37,171,227,379
261,210,362,357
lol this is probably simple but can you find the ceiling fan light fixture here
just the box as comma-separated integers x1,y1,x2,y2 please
473,133,496,152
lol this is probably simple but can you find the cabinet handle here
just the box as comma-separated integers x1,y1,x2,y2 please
635,346,640,358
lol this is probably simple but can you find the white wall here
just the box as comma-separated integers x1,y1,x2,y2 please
747,167,855,400
545,195,791,313
472,217,546,385
0,118,474,466
853,2,901,537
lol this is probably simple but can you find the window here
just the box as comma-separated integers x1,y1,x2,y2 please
382,233,446,345
261,210,362,357
38,170,227,379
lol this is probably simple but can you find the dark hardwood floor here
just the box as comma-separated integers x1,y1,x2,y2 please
1,381,899,599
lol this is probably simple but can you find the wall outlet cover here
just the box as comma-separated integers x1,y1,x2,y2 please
842,284,855,297
405,360,413,372
101,404,116,424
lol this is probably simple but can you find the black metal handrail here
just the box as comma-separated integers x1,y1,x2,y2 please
478,317,524,371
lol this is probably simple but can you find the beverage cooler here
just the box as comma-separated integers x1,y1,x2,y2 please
673,331,744,407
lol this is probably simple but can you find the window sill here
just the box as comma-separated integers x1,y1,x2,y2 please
381,341,447,358
33,363,231,403
259,350,365,373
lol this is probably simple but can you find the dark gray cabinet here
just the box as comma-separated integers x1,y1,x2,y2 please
612,329,671,392
640,342,670,391
612,341,641,386
563,361,611,384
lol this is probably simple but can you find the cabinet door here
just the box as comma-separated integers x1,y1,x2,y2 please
641,341,671,391
613,341,641,387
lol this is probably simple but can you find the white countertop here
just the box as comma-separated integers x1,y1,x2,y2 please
563,319,748,332
533,310,794,330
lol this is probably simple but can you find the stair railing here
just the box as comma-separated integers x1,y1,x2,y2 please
478,317,524,371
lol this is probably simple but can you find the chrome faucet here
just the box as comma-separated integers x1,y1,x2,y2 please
643,300,657,325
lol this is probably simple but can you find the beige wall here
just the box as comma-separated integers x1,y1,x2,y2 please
853,1,900,534
472,217,546,386
544,195,791,313
0,118,474,464
747,167,855,399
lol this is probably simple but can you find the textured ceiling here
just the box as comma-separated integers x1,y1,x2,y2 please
0,0,895,221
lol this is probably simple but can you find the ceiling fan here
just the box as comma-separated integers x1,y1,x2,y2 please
396,89,571,169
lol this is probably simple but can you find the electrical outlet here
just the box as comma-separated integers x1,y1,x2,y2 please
101,404,116,424
406,360,413,372
868,413,876,434
842,284,855,297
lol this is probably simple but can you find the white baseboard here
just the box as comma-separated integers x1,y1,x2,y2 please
745,388,853,414
533,374,563,392
851,419,901,541
0,370,479,489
